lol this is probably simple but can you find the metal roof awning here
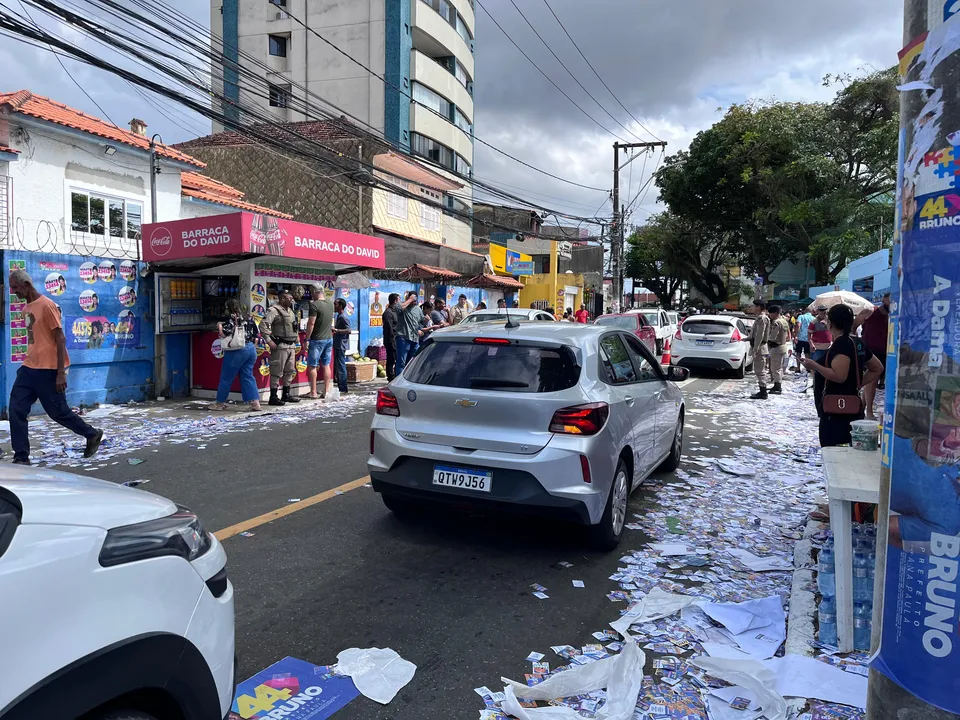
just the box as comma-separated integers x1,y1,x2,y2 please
465,273,525,290
140,211,386,271
397,263,462,281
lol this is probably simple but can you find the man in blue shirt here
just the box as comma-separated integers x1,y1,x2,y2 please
793,309,815,372
395,291,424,376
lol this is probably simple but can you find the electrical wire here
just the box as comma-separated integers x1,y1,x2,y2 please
541,0,663,143
506,0,644,143
474,0,628,143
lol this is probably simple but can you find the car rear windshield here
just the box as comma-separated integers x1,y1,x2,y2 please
404,341,581,392
462,313,512,324
683,320,734,335
595,316,638,330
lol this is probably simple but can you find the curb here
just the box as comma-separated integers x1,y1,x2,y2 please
785,518,826,657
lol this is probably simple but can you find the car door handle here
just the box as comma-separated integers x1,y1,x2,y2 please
624,396,635,406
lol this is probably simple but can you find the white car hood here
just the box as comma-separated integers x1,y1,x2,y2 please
0,465,177,529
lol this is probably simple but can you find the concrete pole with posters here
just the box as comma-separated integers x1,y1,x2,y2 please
866,1,960,717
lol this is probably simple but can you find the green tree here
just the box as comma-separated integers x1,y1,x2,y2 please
626,212,732,307
655,68,898,285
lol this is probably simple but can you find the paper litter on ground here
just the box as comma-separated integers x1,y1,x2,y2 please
334,647,416,705
471,375,868,720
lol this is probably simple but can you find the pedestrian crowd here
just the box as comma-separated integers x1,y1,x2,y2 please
745,293,890,448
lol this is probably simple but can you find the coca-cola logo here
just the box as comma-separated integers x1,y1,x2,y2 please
150,227,173,256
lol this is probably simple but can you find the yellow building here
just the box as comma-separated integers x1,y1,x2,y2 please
519,272,585,314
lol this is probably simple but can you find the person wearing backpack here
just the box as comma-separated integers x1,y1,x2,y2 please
215,298,262,412
801,304,883,447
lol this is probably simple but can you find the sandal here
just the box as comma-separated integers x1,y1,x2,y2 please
306,394,321,400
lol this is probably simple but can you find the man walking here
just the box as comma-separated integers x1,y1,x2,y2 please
8,269,103,464
333,298,351,396
260,290,301,406
449,294,471,324
395,291,424,376
304,284,333,400
575,304,590,323
793,307,815,372
856,292,891,420
381,293,400,381
748,300,771,400
767,305,791,395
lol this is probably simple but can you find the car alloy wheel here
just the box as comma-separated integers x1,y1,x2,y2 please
672,416,684,465
611,468,628,536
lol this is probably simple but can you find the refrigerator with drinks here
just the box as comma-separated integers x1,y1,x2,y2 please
154,273,242,333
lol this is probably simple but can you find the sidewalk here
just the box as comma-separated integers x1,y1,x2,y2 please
0,381,383,470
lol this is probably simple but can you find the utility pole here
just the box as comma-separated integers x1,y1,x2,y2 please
866,3,960,718
149,133,162,223
612,141,667,311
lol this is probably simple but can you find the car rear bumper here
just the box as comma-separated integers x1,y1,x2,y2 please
371,461,592,524
368,424,612,525
671,355,741,370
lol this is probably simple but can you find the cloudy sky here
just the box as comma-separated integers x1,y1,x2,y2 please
0,0,903,232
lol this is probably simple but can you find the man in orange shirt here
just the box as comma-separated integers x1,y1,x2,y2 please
8,269,103,465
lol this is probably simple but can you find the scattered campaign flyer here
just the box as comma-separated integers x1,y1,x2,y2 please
229,656,360,719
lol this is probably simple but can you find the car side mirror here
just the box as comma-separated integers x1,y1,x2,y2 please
665,365,689,382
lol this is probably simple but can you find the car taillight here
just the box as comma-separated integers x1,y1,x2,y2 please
376,388,400,416
728,328,743,343
579,454,592,484
674,327,682,340
473,337,511,345
549,402,609,435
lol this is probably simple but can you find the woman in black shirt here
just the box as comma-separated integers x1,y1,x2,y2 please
801,304,883,446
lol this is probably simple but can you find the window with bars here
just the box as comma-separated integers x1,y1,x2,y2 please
269,83,291,108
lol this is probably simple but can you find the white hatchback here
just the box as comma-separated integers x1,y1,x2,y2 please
0,466,235,720
670,314,754,377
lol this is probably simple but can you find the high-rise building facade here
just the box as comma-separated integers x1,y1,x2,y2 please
210,0,475,249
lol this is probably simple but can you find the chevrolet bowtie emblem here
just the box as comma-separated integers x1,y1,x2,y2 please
454,398,478,408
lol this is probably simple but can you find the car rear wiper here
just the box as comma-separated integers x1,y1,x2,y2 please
469,377,528,388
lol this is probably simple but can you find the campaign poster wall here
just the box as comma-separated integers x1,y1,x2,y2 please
229,656,359,719
2,251,155,410
871,224,960,711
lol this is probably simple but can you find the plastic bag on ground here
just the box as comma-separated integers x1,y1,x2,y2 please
690,655,787,720
610,587,700,639
335,647,416,704
501,640,645,720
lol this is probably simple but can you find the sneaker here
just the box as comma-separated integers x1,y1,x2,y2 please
750,390,768,400
84,429,104,458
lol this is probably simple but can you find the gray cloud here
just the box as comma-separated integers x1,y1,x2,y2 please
0,0,903,227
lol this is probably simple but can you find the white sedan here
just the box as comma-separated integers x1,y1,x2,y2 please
0,466,235,720
459,309,557,324
670,314,754,377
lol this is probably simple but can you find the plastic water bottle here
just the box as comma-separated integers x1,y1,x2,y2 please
818,539,836,598
819,596,838,647
853,546,870,602
866,547,876,605
854,601,872,651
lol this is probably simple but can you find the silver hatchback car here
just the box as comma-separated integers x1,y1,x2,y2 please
368,322,687,549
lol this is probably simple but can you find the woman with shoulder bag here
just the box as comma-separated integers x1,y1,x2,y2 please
801,303,883,447
216,298,262,412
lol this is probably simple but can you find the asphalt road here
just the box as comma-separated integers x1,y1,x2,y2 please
85,372,749,719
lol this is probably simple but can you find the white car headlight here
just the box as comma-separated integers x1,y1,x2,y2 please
99,505,212,567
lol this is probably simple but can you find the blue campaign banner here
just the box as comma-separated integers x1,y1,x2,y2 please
872,224,960,712
230,656,360,719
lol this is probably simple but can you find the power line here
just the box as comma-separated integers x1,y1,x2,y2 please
541,0,663,143
474,0,628,143
506,0,644,143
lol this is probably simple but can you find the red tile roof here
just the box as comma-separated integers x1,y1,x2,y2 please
466,274,525,290
174,119,359,150
398,263,462,281
0,90,204,167
181,171,292,219
0,144,19,154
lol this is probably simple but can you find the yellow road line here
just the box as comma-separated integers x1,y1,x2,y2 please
214,476,370,541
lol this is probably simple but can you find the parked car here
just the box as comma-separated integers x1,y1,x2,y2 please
368,323,687,549
670,314,753,377
594,313,657,354
459,309,557,324
625,308,673,354
0,467,235,720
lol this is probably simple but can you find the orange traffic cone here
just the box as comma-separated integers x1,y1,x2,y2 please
661,338,671,365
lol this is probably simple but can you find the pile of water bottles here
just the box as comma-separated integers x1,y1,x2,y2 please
817,523,877,651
